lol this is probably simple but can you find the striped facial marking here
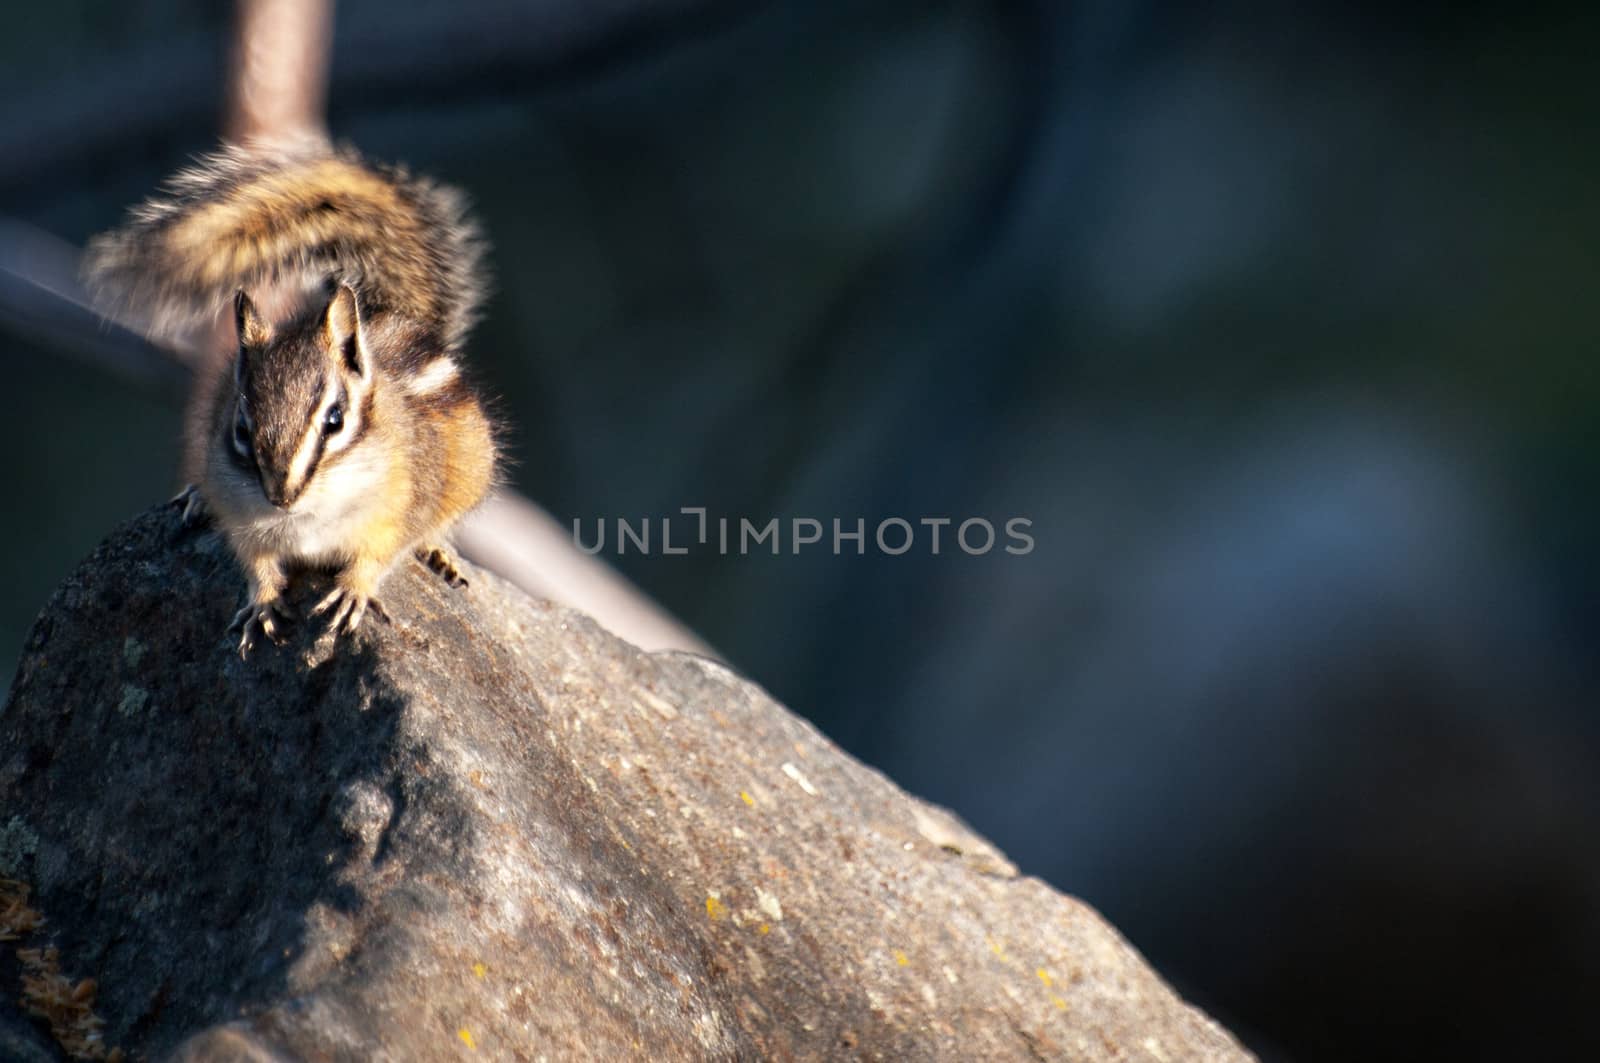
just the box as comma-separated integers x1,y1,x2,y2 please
280,371,364,504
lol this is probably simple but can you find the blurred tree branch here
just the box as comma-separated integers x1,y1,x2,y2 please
226,0,334,141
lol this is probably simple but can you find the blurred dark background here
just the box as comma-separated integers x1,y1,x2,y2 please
3,1,1598,1059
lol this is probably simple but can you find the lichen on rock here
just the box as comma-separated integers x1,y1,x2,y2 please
0,505,1252,1061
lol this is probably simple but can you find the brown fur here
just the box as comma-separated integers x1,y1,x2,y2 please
84,135,487,354
91,139,499,652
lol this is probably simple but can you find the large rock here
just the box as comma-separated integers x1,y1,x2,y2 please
0,505,1251,1061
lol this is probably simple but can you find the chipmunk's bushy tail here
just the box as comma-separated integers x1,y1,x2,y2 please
84,136,487,352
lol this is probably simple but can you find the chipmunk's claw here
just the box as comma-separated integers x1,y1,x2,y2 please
311,587,390,635
417,546,468,589
229,600,290,658
172,484,210,528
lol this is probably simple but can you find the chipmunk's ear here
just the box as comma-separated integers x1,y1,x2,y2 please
234,290,271,348
234,290,270,388
323,283,369,381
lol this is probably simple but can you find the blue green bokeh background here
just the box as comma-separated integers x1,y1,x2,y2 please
4,3,1597,1058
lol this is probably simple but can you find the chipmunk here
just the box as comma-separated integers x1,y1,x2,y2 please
85,138,498,656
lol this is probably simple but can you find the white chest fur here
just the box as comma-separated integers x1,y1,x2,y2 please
210,441,397,567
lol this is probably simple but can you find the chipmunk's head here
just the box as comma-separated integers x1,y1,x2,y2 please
228,284,375,511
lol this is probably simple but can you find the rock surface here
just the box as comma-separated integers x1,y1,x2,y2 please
0,505,1252,1061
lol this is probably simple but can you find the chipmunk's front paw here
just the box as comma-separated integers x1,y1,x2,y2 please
170,483,211,529
417,545,469,588
229,599,290,658
311,586,391,636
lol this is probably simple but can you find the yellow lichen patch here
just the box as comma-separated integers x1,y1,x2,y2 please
1,878,44,941
472,963,487,979
4,881,123,1061
457,1027,476,1049
16,945,122,1061
740,791,755,807
1036,968,1054,987
705,895,727,920
987,935,1008,961
893,950,909,967
757,923,770,935
1051,995,1068,1011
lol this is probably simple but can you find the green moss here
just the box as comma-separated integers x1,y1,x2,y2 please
0,815,40,876
116,683,149,717
121,637,145,668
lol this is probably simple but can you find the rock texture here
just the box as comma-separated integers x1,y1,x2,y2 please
0,505,1252,1061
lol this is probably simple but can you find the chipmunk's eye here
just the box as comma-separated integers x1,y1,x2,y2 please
324,405,344,434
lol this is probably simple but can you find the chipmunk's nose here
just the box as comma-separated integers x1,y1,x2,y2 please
259,471,294,510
